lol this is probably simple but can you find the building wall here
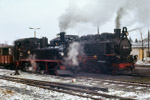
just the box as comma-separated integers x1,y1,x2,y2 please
131,48,148,60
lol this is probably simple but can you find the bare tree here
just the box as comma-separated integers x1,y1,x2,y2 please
129,37,133,43
135,38,138,43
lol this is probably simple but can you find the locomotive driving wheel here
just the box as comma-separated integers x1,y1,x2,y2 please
21,62,30,72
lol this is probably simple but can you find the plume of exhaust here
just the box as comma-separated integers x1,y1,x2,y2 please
115,0,150,28
65,42,84,67
28,54,37,72
115,7,126,29
128,0,150,26
59,0,125,31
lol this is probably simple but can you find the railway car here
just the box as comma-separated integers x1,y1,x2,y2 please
0,45,14,69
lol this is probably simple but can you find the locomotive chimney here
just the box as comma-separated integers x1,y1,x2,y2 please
114,29,121,38
40,37,48,48
59,32,65,42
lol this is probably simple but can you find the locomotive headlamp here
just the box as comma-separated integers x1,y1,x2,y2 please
60,52,64,56
28,51,31,54
93,55,97,59
126,32,129,36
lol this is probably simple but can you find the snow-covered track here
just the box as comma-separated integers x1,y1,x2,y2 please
77,76,150,88
0,75,134,100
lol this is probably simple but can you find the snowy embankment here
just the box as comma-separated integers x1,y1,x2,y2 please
1,68,150,99
136,57,150,66
0,69,90,100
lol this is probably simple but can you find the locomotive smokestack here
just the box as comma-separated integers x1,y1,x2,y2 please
114,29,121,38
59,32,65,42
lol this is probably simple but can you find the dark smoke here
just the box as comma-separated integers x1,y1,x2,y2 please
59,0,150,31
115,7,125,29
116,0,150,28
59,0,123,31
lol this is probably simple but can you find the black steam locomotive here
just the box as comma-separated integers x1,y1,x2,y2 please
0,27,136,75
13,37,73,75
78,27,136,73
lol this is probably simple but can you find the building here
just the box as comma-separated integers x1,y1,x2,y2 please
131,42,150,60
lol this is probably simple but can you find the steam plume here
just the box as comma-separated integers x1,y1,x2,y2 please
115,7,126,29
59,0,150,31
59,0,124,31
65,42,84,66
116,0,150,28
28,55,37,72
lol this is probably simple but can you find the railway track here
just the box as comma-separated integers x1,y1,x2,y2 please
75,76,150,88
0,75,134,100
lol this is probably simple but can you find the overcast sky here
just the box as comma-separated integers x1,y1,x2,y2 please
0,0,148,45
0,0,71,44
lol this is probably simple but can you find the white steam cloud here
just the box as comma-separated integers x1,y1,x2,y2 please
125,0,150,26
28,54,37,72
59,0,150,31
65,42,84,66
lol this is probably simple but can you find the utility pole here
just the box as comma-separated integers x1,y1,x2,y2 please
97,25,100,34
29,27,40,38
148,30,150,57
140,31,144,61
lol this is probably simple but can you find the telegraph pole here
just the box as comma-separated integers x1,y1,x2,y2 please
148,30,150,57
97,25,100,34
140,31,144,61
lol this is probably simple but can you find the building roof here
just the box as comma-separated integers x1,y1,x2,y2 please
0,44,13,48
132,42,150,48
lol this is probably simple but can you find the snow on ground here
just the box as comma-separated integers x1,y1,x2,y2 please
136,57,150,65
0,69,91,100
0,79,90,100
74,77,150,99
1,69,150,99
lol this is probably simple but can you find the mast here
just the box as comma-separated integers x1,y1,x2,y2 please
97,25,100,34
140,31,144,61
148,30,150,57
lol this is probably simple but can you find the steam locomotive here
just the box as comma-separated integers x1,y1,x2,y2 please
78,27,136,73
0,27,136,75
